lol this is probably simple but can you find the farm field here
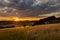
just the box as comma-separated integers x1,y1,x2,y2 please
0,24,60,40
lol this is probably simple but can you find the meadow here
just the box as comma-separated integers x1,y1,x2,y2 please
0,24,60,40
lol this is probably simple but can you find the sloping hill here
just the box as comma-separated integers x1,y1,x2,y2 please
0,24,60,40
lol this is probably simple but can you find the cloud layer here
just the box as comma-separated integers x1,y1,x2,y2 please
0,0,60,17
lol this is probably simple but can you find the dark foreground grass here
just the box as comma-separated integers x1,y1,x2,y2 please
0,24,60,40
0,28,28,40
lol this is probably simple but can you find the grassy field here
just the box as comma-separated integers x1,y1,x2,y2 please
0,24,60,40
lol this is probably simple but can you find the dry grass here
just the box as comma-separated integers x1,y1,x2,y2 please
0,24,60,40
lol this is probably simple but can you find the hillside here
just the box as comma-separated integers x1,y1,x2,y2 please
0,24,60,40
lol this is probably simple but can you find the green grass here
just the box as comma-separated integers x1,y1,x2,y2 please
0,24,60,40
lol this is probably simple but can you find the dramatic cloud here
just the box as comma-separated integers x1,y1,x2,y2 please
0,0,60,17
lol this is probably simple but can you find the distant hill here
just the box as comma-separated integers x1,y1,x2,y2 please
33,16,60,26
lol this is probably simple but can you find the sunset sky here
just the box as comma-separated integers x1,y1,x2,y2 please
0,0,60,18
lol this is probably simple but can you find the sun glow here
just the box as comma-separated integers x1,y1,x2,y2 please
15,18,20,21
0,16,41,21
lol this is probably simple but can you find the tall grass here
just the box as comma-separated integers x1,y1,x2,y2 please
0,24,60,40
0,28,28,40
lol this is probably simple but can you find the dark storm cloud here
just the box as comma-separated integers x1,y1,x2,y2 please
0,0,60,17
